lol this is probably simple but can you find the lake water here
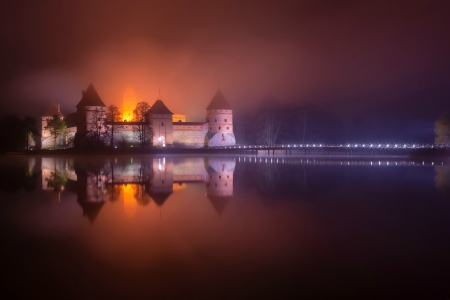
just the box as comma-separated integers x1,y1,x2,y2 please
1,155,450,299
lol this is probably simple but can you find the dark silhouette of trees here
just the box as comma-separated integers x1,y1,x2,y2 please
86,108,107,149
45,115,67,149
0,158,39,192
435,112,450,144
23,116,38,150
247,100,344,145
0,115,39,152
256,109,282,145
105,105,124,148
132,102,153,147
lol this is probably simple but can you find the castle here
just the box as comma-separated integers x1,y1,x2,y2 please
41,83,236,148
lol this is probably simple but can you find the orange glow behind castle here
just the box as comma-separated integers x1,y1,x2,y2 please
122,86,137,122
121,85,186,122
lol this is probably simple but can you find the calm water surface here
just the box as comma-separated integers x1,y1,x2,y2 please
1,155,450,299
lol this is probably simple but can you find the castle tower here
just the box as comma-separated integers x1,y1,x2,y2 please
41,104,64,149
205,90,236,147
147,99,174,147
205,157,235,215
123,85,137,121
75,83,106,135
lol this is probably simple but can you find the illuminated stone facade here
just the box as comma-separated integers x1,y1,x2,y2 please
41,84,236,148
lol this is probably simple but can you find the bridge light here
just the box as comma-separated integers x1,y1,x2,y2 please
362,144,365,147
347,144,350,147
313,144,315,147
370,144,373,147
395,144,397,148
378,144,381,148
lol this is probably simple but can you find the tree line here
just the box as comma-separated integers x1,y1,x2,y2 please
235,100,345,146
235,99,450,146
0,115,38,153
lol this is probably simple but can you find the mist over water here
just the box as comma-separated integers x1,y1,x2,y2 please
1,154,450,298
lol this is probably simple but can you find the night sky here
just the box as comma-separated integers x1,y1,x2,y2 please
1,0,450,141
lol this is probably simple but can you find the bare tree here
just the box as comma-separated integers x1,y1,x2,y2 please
105,105,124,148
87,108,107,148
23,116,38,150
256,110,282,146
132,102,153,148
435,112,450,144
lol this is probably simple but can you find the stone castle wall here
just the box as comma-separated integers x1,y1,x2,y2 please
173,129,207,148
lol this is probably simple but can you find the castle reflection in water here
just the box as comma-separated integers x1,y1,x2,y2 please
38,156,235,223
22,155,450,224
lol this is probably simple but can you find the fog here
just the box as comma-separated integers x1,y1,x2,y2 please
1,0,450,135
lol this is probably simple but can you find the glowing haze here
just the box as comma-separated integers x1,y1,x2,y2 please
1,0,450,125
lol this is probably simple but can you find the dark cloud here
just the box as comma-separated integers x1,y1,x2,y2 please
1,0,449,140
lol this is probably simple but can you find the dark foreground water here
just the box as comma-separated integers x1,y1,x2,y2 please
1,155,450,299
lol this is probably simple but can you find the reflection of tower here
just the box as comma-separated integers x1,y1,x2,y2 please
75,168,106,224
206,158,235,215
123,85,137,121
147,158,174,206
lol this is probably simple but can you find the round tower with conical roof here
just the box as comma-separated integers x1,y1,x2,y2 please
205,90,236,147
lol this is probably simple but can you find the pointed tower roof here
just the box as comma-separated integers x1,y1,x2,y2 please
206,90,232,110
147,100,173,115
149,192,173,206
207,196,230,216
76,83,106,107
78,201,105,224
43,104,64,117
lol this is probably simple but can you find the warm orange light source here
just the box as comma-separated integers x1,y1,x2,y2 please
123,85,137,121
